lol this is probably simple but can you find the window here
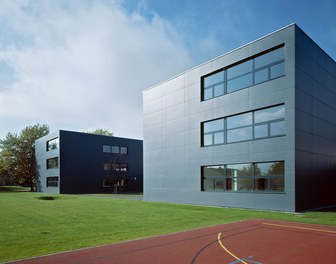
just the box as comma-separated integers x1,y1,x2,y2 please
103,145,111,153
120,147,128,155
103,145,128,155
201,161,284,192
103,163,111,170
103,179,113,187
46,177,58,187
103,179,129,191
46,157,58,169
202,70,225,100
227,60,253,93
120,163,128,171
202,166,225,191
201,104,285,146
254,105,285,139
254,162,285,191
201,46,285,101
47,138,59,151
202,119,224,146
226,112,253,143
226,163,253,191
112,146,119,154
112,163,120,171
103,163,128,171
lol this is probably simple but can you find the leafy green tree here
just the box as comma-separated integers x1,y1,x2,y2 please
0,124,49,191
0,133,20,185
86,128,114,136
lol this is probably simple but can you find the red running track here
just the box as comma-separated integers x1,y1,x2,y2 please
8,219,336,264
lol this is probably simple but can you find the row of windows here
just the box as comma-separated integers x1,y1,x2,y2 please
46,176,58,187
46,177,130,189
103,145,128,155
46,157,58,169
46,177,131,189
201,161,284,192
202,46,285,101
103,179,128,189
103,163,128,171
202,104,285,146
46,138,59,151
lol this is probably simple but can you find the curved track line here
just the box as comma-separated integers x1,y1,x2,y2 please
262,223,336,234
217,232,248,264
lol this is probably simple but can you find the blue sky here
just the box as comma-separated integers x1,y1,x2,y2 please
0,0,335,140
125,0,336,62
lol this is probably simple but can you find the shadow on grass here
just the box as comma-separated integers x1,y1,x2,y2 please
37,196,56,200
0,186,31,192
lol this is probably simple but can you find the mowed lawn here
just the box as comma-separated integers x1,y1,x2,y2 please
0,187,335,262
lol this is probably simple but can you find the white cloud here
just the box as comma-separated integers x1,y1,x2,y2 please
0,0,193,139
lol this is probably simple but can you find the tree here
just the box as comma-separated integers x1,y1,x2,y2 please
86,128,114,136
0,133,20,185
0,124,49,191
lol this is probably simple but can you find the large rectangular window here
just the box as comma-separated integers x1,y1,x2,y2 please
201,46,285,101
201,104,285,146
103,145,128,155
201,161,284,192
46,138,59,151
103,163,128,171
46,157,58,169
46,177,58,187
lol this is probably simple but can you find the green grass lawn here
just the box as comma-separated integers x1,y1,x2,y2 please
0,187,335,262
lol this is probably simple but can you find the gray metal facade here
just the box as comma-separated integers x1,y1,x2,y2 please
36,130,60,194
35,130,143,194
143,24,336,212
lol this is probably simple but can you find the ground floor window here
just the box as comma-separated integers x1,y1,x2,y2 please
201,161,284,192
46,177,58,187
103,178,128,191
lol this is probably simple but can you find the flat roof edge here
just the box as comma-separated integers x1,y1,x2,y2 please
40,129,142,141
143,23,296,92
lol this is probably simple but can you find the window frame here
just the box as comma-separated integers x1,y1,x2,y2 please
103,145,111,153
201,161,284,193
103,162,128,172
201,45,285,101
46,138,59,152
103,145,128,155
46,157,59,169
201,104,285,147
120,146,128,155
46,176,59,187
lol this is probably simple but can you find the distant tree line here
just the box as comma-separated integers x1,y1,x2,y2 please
0,124,49,191
0,125,113,191
85,128,114,136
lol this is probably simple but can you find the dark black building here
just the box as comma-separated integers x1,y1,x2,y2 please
35,130,143,194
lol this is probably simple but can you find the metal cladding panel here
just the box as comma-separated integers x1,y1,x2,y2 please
294,25,336,211
144,24,298,211
35,131,60,194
